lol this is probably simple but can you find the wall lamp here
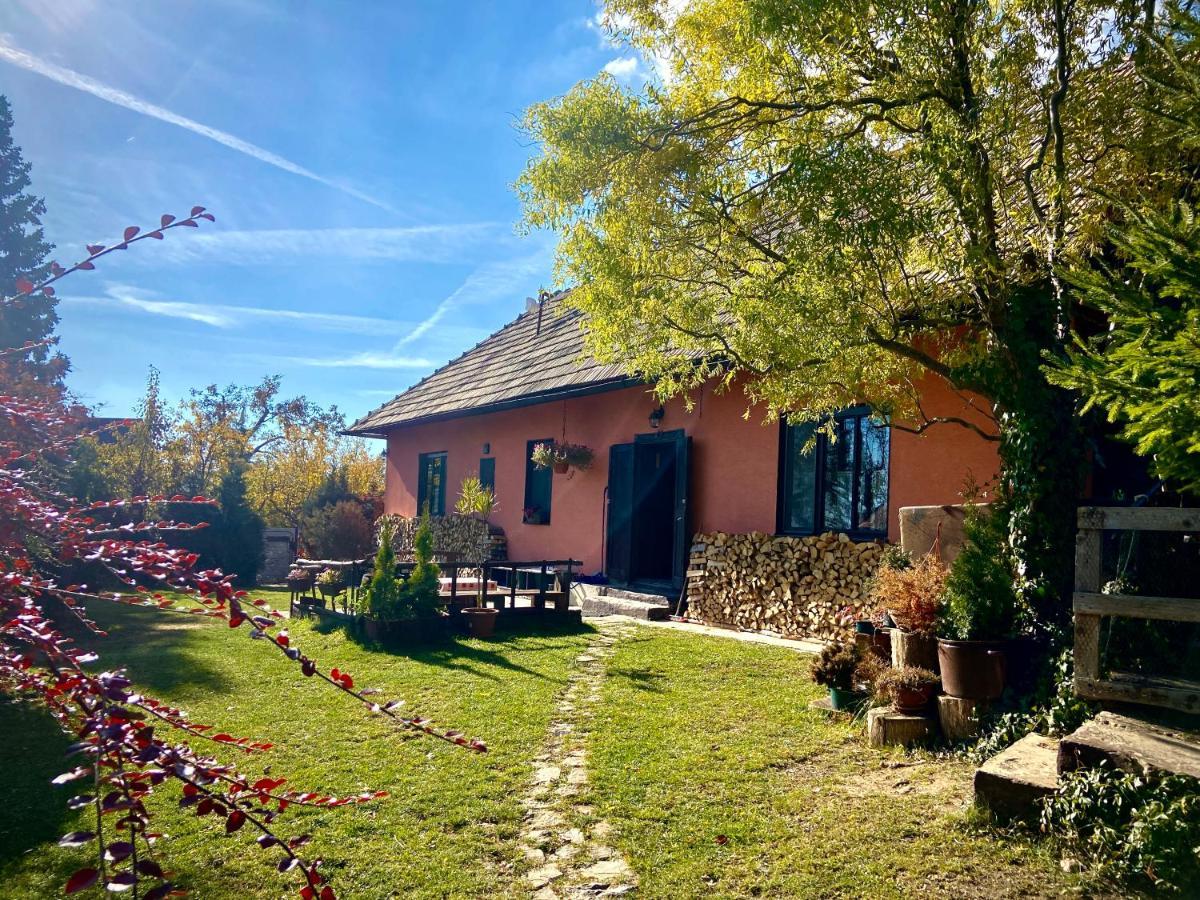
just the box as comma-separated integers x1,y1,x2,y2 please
648,405,665,429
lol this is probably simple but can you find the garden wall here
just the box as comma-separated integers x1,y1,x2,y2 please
377,514,506,562
685,531,883,640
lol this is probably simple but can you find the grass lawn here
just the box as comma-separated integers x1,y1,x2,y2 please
582,627,1079,899
0,590,594,899
3,601,1079,898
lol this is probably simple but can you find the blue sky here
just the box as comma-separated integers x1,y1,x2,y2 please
0,1,648,422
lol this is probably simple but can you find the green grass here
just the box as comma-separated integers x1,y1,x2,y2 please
582,628,1078,899
0,590,593,899
3,603,1080,899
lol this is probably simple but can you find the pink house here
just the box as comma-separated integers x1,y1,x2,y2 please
347,293,999,594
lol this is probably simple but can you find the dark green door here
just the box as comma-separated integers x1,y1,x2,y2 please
605,442,634,583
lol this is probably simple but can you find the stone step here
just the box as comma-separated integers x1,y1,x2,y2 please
1058,711,1200,779
579,594,671,621
974,733,1059,822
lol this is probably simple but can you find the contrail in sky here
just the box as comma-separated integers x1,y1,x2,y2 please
0,37,393,213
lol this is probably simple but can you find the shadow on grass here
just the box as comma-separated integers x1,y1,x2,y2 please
64,603,234,698
607,666,668,693
315,612,595,683
0,701,72,862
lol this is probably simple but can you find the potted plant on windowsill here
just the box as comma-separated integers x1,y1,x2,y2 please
937,504,1022,700
456,476,500,638
877,666,940,713
811,639,865,710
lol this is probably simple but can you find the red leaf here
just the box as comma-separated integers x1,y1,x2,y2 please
300,888,315,900
160,214,176,227
226,810,246,833
65,868,100,894
104,840,135,862
320,887,335,900
123,226,140,241
190,206,206,216
78,260,95,270
15,277,34,294
86,244,105,254
147,230,164,240
276,631,290,647
42,286,55,297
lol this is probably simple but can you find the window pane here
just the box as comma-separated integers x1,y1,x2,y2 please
856,417,889,533
418,452,446,517
785,423,817,533
822,417,856,532
523,439,553,524
479,457,495,494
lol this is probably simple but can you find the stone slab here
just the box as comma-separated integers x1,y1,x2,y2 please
1058,711,1200,779
867,706,937,748
809,696,854,718
580,594,671,620
898,504,987,564
974,733,1059,822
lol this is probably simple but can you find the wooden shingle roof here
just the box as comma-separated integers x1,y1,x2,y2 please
346,291,638,435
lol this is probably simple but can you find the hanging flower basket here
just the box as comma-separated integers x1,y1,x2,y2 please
531,441,594,475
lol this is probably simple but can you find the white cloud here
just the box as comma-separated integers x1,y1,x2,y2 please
0,35,393,212
65,285,425,336
142,223,504,266
298,352,436,370
603,56,641,80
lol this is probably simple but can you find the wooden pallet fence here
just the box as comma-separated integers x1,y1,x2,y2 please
1074,506,1200,714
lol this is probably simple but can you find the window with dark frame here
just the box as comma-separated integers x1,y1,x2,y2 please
523,439,553,525
417,451,447,517
479,456,495,494
778,408,889,538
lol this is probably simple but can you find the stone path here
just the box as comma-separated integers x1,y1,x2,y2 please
520,620,638,899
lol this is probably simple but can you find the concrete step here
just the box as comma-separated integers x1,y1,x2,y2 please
579,594,671,621
974,733,1059,822
1058,711,1200,779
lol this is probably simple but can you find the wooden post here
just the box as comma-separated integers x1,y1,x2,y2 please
450,563,458,601
509,564,517,609
537,562,548,610
1074,510,1104,688
481,563,490,610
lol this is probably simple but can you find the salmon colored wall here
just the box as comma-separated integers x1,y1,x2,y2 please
383,377,999,573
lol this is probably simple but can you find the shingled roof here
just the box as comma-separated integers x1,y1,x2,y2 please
345,291,639,435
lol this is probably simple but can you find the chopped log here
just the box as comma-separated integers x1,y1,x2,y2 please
867,707,937,748
938,695,987,742
891,630,938,671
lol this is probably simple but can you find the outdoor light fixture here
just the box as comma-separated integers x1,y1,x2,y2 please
649,405,665,429
482,442,491,455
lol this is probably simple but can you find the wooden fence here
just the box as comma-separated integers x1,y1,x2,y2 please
1074,506,1200,714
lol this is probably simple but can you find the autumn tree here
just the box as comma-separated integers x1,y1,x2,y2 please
519,0,1179,631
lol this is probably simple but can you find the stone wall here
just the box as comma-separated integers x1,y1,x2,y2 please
376,514,506,563
685,531,883,640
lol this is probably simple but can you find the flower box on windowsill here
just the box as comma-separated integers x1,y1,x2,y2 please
523,506,548,526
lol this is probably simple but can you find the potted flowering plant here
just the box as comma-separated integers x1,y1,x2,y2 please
876,666,940,713
286,566,313,592
316,567,344,601
871,550,946,672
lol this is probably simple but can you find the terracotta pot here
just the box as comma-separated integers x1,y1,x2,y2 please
462,606,499,639
938,639,1007,700
553,461,570,475
891,683,937,713
891,630,938,671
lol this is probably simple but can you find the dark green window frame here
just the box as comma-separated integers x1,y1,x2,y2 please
417,451,447,517
523,439,553,525
777,408,890,538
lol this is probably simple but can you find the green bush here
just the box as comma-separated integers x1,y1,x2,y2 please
1041,762,1200,892
366,514,442,620
366,517,403,619
939,504,1022,641
398,513,442,618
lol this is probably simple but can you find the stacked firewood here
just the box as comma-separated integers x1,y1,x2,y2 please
686,531,883,639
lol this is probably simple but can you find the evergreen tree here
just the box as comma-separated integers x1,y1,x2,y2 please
0,95,62,385
213,463,264,587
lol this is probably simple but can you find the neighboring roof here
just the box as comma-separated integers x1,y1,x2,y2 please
346,291,639,436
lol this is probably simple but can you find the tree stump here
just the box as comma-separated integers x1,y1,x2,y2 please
867,707,937,747
890,630,938,671
938,695,987,741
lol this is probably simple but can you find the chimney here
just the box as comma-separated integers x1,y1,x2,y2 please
524,296,539,314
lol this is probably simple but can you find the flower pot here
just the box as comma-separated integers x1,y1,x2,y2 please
891,683,937,713
937,639,1007,700
553,461,570,475
462,606,499,639
854,620,875,635
828,686,865,711
891,630,938,672
318,584,343,600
